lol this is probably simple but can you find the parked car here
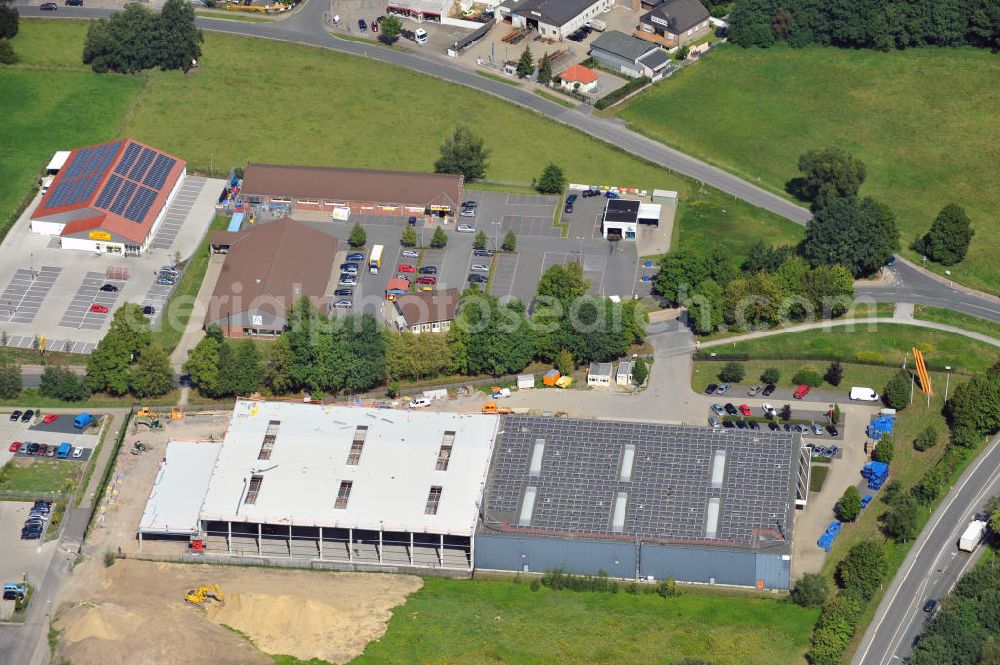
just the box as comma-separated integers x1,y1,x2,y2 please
334,288,353,297
398,264,416,273
418,266,438,275
100,283,119,293
709,416,721,429
40,2,57,9
749,420,761,430
735,420,748,430
9,441,21,452
739,404,752,417
334,300,353,309
460,209,476,218
470,263,490,272
142,305,155,315
73,447,84,458
604,190,620,199
414,27,428,44
401,28,415,41
160,266,180,275
10,410,22,421
582,187,601,198
724,403,738,415
565,193,578,204
401,249,419,258
704,383,718,394
474,249,494,257
826,445,840,457
564,201,574,214
418,286,433,292
762,402,776,417
811,422,825,435
416,276,437,285
156,277,175,286
722,420,735,429
827,426,839,436
762,384,777,396
457,223,475,232
716,383,731,396
21,409,34,422
90,303,108,313
36,445,48,457
394,274,411,283
371,17,379,32
340,263,359,273
468,274,488,284
358,18,367,31
26,443,39,455
793,384,811,399
462,200,478,209
711,404,725,416
338,275,358,286
747,384,762,396
768,422,781,431
346,252,365,262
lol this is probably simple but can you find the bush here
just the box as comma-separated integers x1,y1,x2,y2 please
883,495,921,542
348,222,367,248
761,367,781,385
854,351,887,364
824,361,843,386
792,368,823,387
39,366,91,402
883,370,910,409
806,590,866,665
791,572,830,607
536,163,566,194
719,361,745,383
872,433,894,464
594,76,651,110
836,541,888,601
0,39,18,65
529,579,541,591
103,550,116,567
913,425,938,451
881,479,903,506
541,568,619,593
656,578,680,598
836,486,862,522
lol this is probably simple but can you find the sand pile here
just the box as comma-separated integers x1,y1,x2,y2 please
60,603,141,643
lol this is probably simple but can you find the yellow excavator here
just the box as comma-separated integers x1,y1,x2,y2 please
184,584,225,608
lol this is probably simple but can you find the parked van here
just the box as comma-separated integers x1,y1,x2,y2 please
414,28,428,45
56,442,72,459
586,18,607,31
73,413,94,429
709,416,721,430
408,397,432,409
850,387,879,401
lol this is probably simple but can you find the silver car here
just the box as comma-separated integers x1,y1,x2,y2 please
401,250,419,259
470,263,490,272
711,403,726,416
716,383,732,396
747,384,762,396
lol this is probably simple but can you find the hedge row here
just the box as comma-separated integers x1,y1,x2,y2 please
594,76,651,110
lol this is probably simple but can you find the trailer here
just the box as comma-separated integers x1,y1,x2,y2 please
959,520,988,552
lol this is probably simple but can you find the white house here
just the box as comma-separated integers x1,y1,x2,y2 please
616,361,634,386
517,374,536,390
500,0,611,40
587,362,613,387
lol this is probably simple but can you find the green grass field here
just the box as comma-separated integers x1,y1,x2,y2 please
620,46,1000,294
913,305,1000,341
349,577,818,665
703,324,999,373
0,22,142,238
4,20,795,264
0,457,80,495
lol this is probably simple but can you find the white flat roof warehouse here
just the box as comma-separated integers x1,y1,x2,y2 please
199,400,500,536
139,440,222,535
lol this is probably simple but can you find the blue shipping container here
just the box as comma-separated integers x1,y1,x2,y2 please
227,212,245,233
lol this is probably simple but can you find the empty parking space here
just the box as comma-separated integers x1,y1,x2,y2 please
149,176,208,250
0,267,61,324
141,283,174,327
502,215,562,238
489,253,518,300
58,272,124,330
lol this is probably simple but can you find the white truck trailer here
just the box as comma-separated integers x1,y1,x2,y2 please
959,520,988,552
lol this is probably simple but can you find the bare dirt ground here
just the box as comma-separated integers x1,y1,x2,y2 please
52,411,423,665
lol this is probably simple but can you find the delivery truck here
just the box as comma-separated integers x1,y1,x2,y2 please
959,519,988,552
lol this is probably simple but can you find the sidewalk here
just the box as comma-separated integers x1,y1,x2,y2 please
169,254,225,372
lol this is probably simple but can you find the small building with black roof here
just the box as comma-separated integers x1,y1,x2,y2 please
636,0,711,48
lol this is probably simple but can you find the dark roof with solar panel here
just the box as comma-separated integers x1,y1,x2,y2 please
33,139,185,245
480,415,800,552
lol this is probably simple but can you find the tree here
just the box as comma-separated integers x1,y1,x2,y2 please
128,343,174,397
556,348,574,376
384,331,454,382
742,241,795,274
536,163,566,194
761,367,781,385
536,51,553,85
434,126,490,182
945,360,1000,439
796,147,867,210
654,250,708,305
675,44,690,60
992,503,1000,537
802,197,900,278
536,262,588,305
723,272,785,329
913,425,938,451
780,404,792,420
0,351,20,399
836,485,862,522
379,14,402,43
516,45,534,78
883,495,920,542
792,368,822,387
83,4,162,73
685,279,724,334
473,230,488,250
825,361,843,386
836,540,888,600
502,230,517,252
39,366,89,401
872,433,894,464
0,38,17,65
218,339,263,396
158,0,202,72
453,293,534,376
719,361,745,383
923,203,974,265
883,370,910,409
183,335,221,397
803,265,855,317
264,335,295,394
430,226,448,249
348,222,367,248
86,304,152,395
0,0,18,40
791,572,830,607
632,357,648,386
401,225,418,247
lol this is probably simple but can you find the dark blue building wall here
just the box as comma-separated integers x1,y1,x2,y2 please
475,535,635,579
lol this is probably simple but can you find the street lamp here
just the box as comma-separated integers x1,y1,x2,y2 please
491,218,502,250
576,235,585,257
944,366,952,401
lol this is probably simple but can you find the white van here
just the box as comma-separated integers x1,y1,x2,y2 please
414,28,428,45
409,397,432,408
850,387,879,402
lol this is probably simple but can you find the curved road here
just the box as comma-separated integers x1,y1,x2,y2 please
852,435,1000,665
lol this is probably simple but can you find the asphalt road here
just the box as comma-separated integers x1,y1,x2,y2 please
852,434,1000,665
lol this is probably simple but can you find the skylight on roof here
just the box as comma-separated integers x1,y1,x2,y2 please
705,498,721,539
710,449,726,489
528,439,545,477
519,486,538,527
620,444,636,482
611,492,628,533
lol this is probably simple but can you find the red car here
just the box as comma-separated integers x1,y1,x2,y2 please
8,441,21,453
90,303,108,313
42,414,58,424
739,404,752,417
35,444,48,457
416,276,437,285
398,264,416,273
793,384,811,399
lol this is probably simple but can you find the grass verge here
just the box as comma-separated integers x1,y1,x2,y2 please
0,458,80,495
534,89,575,108
912,304,1000,341
809,465,829,493
476,69,522,86
194,9,273,22
618,44,1000,294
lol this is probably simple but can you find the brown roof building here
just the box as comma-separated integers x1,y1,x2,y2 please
205,218,338,338
392,289,461,333
241,164,464,217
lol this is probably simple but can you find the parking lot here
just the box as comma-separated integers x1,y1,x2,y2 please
0,267,61,324
58,272,125,330
0,501,60,620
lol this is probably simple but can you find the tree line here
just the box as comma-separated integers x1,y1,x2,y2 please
83,0,202,74
729,0,999,50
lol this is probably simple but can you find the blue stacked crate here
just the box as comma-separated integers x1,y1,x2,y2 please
866,414,896,439
818,520,842,551
861,495,873,510
862,461,889,490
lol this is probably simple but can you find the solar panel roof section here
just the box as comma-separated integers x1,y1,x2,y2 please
129,147,156,182
110,180,137,216
482,415,799,551
143,153,177,189
115,142,142,176
124,186,157,223
95,174,124,210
